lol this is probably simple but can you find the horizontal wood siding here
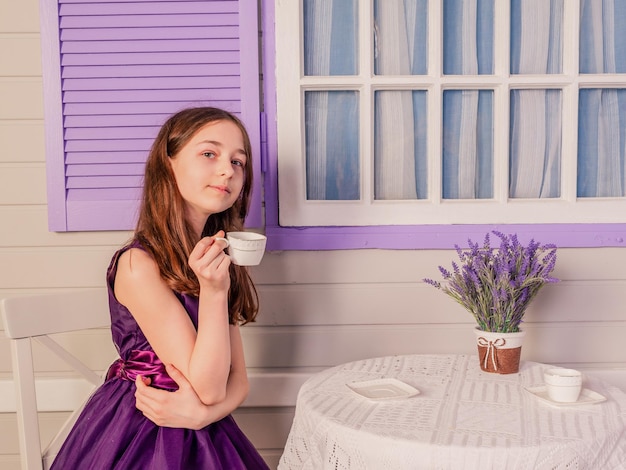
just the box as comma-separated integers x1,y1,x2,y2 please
3,249,626,371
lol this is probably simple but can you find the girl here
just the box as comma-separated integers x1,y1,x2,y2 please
51,107,269,469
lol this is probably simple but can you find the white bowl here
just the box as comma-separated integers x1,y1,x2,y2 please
544,368,582,386
544,368,582,403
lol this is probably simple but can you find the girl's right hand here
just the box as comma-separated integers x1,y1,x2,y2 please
135,364,214,430
188,231,231,291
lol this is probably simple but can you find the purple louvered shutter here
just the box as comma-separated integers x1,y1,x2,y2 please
41,0,261,231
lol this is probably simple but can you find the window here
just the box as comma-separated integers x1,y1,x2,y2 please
41,0,261,231
274,0,626,227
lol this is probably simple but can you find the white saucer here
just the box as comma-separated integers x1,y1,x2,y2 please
347,378,420,400
524,386,606,407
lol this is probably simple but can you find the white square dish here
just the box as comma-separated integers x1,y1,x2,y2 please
346,378,420,400
524,386,606,407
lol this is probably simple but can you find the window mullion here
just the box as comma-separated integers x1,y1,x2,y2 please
563,0,580,77
361,0,373,207
493,83,510,203
493,0,510,203
275,0,305,224
561,83,579,202
428,0,442,204
429,0,442,78
561,0,581,202
493,0,510,77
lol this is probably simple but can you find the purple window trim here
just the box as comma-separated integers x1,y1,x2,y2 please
260,0,626,251
264,224,626,251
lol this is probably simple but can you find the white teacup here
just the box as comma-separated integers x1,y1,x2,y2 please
544,368,582,403
216,232,267,266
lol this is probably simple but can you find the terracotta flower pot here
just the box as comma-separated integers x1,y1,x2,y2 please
474,328,526,374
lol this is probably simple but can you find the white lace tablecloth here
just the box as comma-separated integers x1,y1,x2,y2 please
278,354,626,470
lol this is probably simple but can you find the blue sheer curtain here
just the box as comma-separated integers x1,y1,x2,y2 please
305,91,360,200
509,89,562,198
444,0,494,75
373,0,428,200
374,91,428,200
510,0,562,74
578,89,626,197
509,0,563,198
442,0,494,199
304,0,358,76
303,0,359,200
578,0,626,197
374,0,427,76
443,90,493,199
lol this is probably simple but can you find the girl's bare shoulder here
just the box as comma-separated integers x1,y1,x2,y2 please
116,247,163,291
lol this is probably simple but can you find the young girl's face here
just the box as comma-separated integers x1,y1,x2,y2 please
169,119,247,233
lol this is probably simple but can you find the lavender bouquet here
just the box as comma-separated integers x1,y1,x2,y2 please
424,231,558,333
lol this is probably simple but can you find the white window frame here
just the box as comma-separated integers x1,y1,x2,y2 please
275,0,626,227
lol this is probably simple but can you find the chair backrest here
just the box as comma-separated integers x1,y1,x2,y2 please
1,289,112,470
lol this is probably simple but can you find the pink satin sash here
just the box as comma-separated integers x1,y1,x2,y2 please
107,350,178,391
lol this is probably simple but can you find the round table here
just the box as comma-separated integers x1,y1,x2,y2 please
279,354,626,469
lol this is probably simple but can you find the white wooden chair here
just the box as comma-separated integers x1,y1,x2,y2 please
1,289,111,470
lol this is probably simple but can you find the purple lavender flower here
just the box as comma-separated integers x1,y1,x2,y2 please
422,231,559,333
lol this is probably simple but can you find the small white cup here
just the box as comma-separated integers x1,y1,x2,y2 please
544,368,582,403
221,231,266,266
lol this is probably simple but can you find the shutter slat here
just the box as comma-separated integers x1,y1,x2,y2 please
65,139,154,152
62,64,240,78
60,14,238,29
66,151,148,165
59,1,237,15
66,163,145,177
63,76,239,90
61,26,239,41
64,114,170,128
62,50,241,66
61,38,239,54
65,126,160,140
67,188,140,201
63,101,242,115
64,89,240,103
59,0,237,4
67,175,143,189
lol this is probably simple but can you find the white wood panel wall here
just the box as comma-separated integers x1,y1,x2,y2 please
1,1,626,469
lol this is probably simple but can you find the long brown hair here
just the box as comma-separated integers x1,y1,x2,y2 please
133,107,258,325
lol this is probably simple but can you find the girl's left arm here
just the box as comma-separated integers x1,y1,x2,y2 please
135,324,249,429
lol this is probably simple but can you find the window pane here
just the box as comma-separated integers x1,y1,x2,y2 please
373,0,428,75
374,90,428,200
305,91,360,200
443,0,494,75
579,0,626,73
303,0,358,76
509,89,562,198
510,0,563,74
443,90,493,199
578,89,626,197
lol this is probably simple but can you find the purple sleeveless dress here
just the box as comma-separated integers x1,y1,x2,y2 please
50,243,269,470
